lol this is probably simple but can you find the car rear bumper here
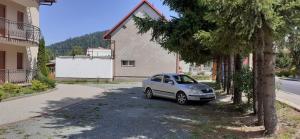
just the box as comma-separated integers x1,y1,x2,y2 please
188,94,216,101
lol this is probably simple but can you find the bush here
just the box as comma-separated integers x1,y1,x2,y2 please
21,87,35,94
233,67,253,108
276,71,283,77
290,66,297,78
0,83,21,94
276,70,291,77
31,80,48,91
0,90,5,101
36,72,56,88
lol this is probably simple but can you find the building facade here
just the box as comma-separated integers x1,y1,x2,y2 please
104,0,178,80
0,0,54,84
86,47,112,57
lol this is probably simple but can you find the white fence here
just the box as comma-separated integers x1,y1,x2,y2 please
56,56,113,79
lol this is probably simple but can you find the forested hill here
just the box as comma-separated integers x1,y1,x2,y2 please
47,31,110,56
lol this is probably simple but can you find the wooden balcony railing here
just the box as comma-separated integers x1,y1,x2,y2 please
0,17,40,45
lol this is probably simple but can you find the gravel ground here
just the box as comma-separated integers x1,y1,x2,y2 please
0,82,212,139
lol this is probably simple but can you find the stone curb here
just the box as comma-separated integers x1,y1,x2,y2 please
276,90,300,112
0,88,58,103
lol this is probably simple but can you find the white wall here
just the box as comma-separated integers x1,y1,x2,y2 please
179,61,191,73
56,57,113,79
86,49,111,57
111,3,177,78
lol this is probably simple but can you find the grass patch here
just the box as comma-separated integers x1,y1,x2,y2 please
186,100,300,139
192,75,211,81
275,101,300,139
0,128,7,135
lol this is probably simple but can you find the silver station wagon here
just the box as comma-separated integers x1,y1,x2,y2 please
142,73,216,105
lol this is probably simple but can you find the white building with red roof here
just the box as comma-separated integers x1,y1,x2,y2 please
104,0,179,80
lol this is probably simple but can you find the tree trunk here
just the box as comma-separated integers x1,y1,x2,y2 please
223,56,229,93
233,54,242,104
253,49,258,114
226,56,231,94
216,56,223,89
229,54,235,95
256,29,264,126
296,65,300,79
262,25,277,135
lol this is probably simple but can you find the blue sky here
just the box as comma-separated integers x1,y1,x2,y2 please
40,0,177,45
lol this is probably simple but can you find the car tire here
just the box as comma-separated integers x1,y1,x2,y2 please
176,92,188,105
145,88,153,99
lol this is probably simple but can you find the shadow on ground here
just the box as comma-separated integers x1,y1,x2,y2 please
0,84,268,139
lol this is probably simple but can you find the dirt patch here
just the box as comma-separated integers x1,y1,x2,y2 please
185,99,300,139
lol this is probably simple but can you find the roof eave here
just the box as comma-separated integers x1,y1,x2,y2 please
103,0,164,39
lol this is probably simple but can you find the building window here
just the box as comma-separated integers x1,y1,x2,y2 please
17,11,24,30
17,53,23,69
121,60,135,67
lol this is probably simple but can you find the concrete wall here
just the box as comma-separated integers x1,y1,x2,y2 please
86,48,111,57
111,3,177,79
56,57,113,79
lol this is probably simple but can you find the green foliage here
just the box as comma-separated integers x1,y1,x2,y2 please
290,66,297,77
21,87,35,95
45,48,55,62
37,38,49,76
133,0,215,64
0,83,21,94
276,70,292,77
36,72,56,88
0,81,52,101
0,89,5,101
277,27,300,78
69,46,84,56
276,50,293,69
233,67,253,104
48,31,110,56
31,80,48,91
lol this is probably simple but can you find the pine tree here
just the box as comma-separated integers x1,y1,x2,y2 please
134,0,299,135
37,38,48,76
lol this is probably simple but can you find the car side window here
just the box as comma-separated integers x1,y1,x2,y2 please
163,75,171,83
151,75,163,82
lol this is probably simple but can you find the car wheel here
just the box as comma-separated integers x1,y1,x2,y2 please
145,88,153,99
177,92,188,105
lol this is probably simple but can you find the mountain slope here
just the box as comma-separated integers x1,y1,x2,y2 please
47,31,109,56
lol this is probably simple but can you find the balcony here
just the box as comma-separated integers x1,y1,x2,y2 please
0,17,40,45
